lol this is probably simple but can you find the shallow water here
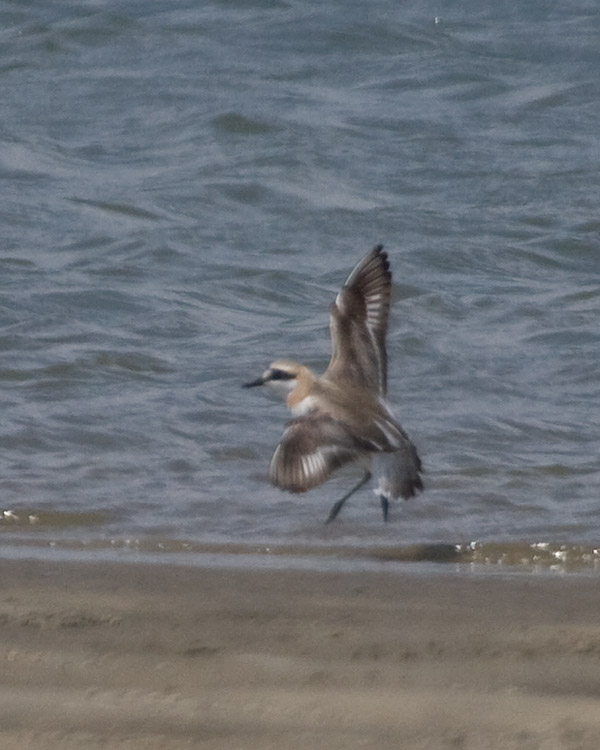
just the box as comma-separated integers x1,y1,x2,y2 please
1,0,599,569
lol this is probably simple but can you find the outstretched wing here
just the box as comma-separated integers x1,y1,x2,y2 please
269,415,368,493
324,244,391,394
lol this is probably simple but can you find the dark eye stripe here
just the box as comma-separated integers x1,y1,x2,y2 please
270,369,296,381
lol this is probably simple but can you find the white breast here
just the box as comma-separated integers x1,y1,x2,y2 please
290,395,318,417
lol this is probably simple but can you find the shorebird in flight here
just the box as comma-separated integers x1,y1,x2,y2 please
244,245,423,522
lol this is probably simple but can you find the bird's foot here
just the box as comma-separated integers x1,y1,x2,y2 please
379,494,389,522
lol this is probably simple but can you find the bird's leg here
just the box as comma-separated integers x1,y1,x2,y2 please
379,494,389,522
325,471,372,524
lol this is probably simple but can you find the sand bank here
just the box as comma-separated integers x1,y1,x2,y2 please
0,558,599,749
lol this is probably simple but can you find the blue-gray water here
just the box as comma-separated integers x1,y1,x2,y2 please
1,0,599,570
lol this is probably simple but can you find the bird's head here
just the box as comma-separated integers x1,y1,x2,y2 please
243,360,301,399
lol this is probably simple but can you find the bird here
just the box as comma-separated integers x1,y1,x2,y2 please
243,244,423,522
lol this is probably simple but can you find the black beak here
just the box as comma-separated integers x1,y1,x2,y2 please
242,376,265,388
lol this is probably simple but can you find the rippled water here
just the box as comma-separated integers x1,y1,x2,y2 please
1,0,599,569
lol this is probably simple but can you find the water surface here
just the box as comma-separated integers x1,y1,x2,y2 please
1,0,599,570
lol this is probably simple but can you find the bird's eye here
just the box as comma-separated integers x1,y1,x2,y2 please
270,369,295,381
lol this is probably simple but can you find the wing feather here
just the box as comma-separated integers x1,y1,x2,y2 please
269,415,367,493
324,245,391,394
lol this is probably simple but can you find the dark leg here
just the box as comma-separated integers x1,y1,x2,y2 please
379,494,389,522
325,471,372,524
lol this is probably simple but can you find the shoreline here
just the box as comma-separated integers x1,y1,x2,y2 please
0,534,599,575
1,557,600,748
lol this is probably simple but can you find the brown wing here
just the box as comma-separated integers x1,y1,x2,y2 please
324,244,391,394
269,415,368,493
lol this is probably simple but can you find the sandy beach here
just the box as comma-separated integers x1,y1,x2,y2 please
0,558,599,749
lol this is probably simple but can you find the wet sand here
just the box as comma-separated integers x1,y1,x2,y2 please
1,558,599,749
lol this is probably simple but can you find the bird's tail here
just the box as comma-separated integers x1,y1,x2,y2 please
373,442,423,501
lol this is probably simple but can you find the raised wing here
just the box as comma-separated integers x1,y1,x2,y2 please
269,415,368,493
324,244,391,394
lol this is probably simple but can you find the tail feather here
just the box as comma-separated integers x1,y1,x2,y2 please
373,442,423,501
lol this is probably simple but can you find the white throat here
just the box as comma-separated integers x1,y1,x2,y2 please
265,379,297,402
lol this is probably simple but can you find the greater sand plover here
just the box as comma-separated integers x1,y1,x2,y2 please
244,245,423,522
